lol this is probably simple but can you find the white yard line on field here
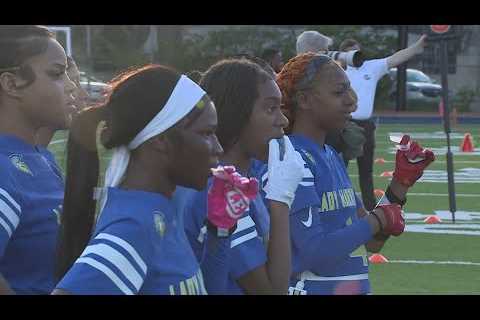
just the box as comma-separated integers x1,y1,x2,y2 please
400,192,478,197
351,174,480,184
388,132,467,138
354,191,479,197
370,160,480,164
389,146,480,156
388,259,480,266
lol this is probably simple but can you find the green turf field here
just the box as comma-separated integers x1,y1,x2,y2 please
348,123,480,294
48,122,480,294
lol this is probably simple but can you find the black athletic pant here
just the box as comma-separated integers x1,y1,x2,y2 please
351,118,376,211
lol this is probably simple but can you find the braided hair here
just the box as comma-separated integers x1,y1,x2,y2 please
0,25,54,90
276,52,333,134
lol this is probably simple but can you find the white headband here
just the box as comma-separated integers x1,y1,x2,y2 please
103,75,206,188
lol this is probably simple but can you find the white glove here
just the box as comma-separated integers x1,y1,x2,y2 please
264,136,306,208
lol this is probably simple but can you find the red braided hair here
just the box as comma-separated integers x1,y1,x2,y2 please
276,52,318,134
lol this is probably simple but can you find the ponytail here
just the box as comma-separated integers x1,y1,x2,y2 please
55,106,105,281
55,64,185,281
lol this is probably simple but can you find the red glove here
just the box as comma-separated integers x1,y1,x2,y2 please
207,166,258,231
393,135,435,187
376,204,405,237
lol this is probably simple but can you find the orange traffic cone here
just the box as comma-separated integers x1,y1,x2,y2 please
460,133,474,152
369,254,389,264
375,158,386,164
424,215,442,224
380,171,394,177
374,189,385,198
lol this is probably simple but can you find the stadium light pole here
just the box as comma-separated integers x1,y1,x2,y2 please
430,25,457,223
440,38,457,223
396,25,408,112
86,26,92,62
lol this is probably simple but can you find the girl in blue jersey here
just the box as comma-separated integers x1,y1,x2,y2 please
35,56,87,185
53,64,244,295
0,26,76,294
276,53,435,295
181,58,305,294
36,55,89,148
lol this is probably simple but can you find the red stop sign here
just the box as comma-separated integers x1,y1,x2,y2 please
430,25,451,34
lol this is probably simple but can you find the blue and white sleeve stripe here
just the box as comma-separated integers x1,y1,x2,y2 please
0,187,21,238
299,165,314,187
231,215,258,248
74,232,148,295
261,171,268,189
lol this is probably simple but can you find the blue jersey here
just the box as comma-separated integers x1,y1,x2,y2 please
36,145,64,182
182,162,269,295
0,134,64,294
56,187,207,295
286,134,373,295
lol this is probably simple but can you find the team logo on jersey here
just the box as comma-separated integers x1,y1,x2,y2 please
153,211,166,237
363,74,371,80
9,154,33,176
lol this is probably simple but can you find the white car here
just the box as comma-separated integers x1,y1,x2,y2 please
79,72,110,103
388,68,443,107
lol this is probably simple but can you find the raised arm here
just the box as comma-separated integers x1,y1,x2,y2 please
387,34,427,69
